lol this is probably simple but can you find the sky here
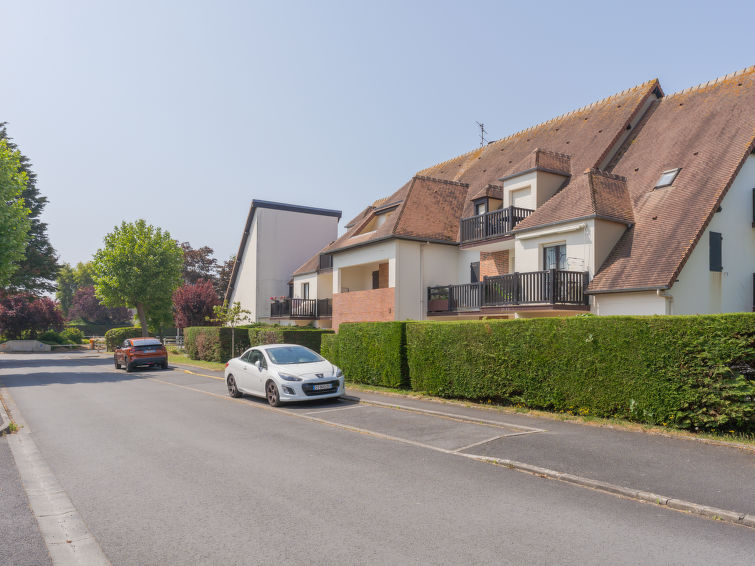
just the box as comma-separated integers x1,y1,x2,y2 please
2,0,753,267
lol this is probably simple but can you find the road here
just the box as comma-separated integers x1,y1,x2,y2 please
1,353,753,565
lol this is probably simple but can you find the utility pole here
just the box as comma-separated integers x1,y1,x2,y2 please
475,121,487,148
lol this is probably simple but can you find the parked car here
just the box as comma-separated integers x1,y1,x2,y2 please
114,338,168,372
225,344,344,406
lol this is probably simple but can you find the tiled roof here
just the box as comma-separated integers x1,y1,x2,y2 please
500,148,571,180
515,169,633,230
292,243,333,276
589,66,755,292
470,184,503,201
418,80,661,218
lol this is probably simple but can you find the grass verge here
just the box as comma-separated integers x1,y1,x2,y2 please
169,352,226,372
344,383,755,449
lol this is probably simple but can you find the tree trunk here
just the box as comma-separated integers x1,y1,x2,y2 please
136,302,149,336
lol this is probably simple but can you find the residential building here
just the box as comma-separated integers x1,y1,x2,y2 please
225,200,341,323
265,67,755,329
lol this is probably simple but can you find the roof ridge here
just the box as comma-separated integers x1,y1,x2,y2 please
416,79,659,176
533,148,572,159
662,65,755,99
413,174,470,187
586,168,627,182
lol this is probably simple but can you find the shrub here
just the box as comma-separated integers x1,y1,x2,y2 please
184,326,251,362
320,333,339,366
39,330,65,344
407,314,755,433
61,327,85,344
247,326,333,353
67,322,135,337
0,293,64,339
336,322,408,388
105,327,144,351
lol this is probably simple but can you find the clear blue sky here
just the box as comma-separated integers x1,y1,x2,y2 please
2,0,753,266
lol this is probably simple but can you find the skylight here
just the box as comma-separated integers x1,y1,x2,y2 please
655,168,680,189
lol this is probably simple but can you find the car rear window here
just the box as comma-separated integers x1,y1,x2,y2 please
266,346,322,365
131,339,162,347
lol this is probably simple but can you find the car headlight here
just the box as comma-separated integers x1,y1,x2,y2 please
278,373,302,382
335,368,343,378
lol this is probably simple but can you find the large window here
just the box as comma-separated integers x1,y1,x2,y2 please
543,244,567,270
301,282,310,299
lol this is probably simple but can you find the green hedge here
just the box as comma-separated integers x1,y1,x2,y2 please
320,333,339,366
184,327,251,362
336,322,408,388
407,314,755,432
105,327,144,351
69,323,136,337
247,327,333,353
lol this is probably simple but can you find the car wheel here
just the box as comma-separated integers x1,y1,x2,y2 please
126,362,134,373
114,356,121,369
266,380,281,407
227,375,242,398
161,360,168,370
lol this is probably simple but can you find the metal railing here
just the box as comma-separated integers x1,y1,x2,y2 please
270,298,332,319
427,270,589,313
460,206,534,244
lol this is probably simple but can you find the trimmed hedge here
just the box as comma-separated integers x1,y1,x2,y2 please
407,314,755,432
184,327,251,362
105,327,144,351
336,322,408,388
320,333,339,366
68,323,135,337
247,327,333,353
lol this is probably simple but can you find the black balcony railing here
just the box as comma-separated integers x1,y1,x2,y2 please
460,206,534,244
270,298,332,319
427,270,589,313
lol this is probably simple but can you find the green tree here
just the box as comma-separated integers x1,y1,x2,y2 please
0,123,59,293
56,261,98,317
92,220,183,337
0,138,31,287
207,300,250,357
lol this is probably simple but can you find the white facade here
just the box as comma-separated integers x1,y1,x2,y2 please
227,202,340,322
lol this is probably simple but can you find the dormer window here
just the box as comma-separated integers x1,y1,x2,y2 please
475,200,488,216
353,205,398,236
655,168,681,189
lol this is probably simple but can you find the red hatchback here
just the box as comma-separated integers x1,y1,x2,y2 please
114,338,168,372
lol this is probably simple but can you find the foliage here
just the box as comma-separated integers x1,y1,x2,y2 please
68,322,135,337
92,220,183,337
180,242,218,286
320,333,339,366
0,137,31,288
104,327,144,351
173,279,220,328
206,300,250,357
57,261,98,317
335,322,408,388
68,285,132,325
60,327,85,344
184,326,251,362
406,314,755,433
215,255,235,301
0,293,64,339
247,326,333,353
0,123,59,294
39,330,67,345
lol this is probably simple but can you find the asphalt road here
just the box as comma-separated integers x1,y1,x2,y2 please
1,353,753,565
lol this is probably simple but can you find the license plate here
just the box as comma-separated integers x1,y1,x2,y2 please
313,383,331,391
143,349,155,353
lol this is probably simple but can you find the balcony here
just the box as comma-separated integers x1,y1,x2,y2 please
460,206,534,245
270,298,332,319
427,270,589,314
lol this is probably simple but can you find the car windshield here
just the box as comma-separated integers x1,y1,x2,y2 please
266,346,323,365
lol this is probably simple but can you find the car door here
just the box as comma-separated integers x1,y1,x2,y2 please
234,349,255,393
247,350,268,395
117,339,130,365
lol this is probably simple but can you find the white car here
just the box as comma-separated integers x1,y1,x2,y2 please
224,344,345,406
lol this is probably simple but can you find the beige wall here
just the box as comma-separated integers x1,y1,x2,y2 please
503,170,566,210
228,213,259,318
593,291,669,316
669,154,755,314
514,221,592,273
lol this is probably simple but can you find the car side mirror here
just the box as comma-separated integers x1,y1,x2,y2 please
254,360,261,370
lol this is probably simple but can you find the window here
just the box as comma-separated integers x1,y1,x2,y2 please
301,282,309,299
475,201,487,216
470,262,480,283
372,270,380,290
655,168,681,189
543,244,567,270
709,232,722,272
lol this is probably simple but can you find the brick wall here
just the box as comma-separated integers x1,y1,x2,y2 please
332,288,395,331
480,250,510,278
378,262,389,289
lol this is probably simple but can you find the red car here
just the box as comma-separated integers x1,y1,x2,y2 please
114,338,168,372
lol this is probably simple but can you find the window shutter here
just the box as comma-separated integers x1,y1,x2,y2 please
709,231,723,272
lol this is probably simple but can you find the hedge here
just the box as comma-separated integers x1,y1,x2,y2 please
320,333,339,366
407,314,755,432
184,327,251,362
105,327,144,351
336,322,408,388
247,327,333,353
68,323,136,337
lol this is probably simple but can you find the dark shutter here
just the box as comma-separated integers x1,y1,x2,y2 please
470,262,480,283
372,270,380,289
709,231,723,272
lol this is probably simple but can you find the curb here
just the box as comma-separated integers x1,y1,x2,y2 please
474,455,754,529
0,387,12,436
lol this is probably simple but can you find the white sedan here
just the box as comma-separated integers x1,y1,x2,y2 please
224,344,345,406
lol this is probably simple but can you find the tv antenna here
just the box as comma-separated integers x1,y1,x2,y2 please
475,121,487,147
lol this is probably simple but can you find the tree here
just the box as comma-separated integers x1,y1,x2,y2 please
207,300,250,357
0,293,64,340
92,220,183,337
0,138,31,288
56,262,97,317
173,279,220,329
180,242,218,286
216,255,235,301
0,123,59,294
68,286,131,324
